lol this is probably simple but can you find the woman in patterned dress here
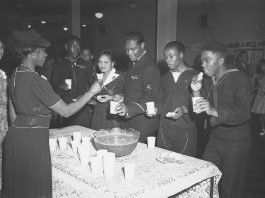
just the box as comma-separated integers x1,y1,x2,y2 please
91,49,125,130
2,30,101,198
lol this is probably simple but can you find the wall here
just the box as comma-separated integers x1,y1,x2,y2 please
177,0,265,65
94,0,157,71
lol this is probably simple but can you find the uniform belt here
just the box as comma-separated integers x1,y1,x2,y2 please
13,114,51,128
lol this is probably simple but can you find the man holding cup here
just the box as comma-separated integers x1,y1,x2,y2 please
51,35,95,128
115,31,162,143
157,41,198,157
190,41,251,198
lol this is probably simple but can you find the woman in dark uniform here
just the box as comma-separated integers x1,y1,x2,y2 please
2,30,101,198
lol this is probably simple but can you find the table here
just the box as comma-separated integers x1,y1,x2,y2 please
50,126,222,198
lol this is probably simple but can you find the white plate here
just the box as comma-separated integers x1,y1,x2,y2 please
156,153,184,164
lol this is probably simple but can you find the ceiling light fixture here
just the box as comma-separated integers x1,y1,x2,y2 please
63,27,68,31
95,12,103,19
128,0,136,11
82,24,87,27
41,20,46,24
27,24,31,29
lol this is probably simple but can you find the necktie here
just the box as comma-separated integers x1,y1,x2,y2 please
71,62,78,92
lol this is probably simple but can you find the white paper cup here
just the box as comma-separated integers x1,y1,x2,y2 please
146,102,155,115
58,137,68,150
97,149,108,175
65,79,72,89
78,144,90,165
192,96,203,113
124,163,136,180
49,138,57,152
110,101,119,114
103,152,115,179
73,132,82,144
90,156,100,176
147,136,156,149
81,136,91,145
70,140,78,153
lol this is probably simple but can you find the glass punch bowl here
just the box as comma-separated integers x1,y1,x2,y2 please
93,127,140,157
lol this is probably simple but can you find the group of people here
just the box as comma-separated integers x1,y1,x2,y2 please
0,29,254,198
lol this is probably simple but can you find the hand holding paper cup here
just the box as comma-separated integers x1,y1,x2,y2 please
192,96,203,113
147,136,156,149
65,79,72,89
110,101,119,114
146,101,156,116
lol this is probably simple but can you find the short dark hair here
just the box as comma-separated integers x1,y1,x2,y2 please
202,41,227,59
164,41,186,54
65,35,81,45
125,31,144,45
99,49,114,62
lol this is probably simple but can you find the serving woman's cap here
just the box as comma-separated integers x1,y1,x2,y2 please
12,29,50,48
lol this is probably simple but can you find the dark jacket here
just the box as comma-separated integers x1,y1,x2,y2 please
51,58,95,103
202,69,251,140
122,53,162,142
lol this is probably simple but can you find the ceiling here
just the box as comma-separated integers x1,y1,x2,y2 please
0,0,134,18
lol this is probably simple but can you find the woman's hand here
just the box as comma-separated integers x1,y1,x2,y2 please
113,94,124,102
89,81,102,95
60,81,71,91
97,95,113,103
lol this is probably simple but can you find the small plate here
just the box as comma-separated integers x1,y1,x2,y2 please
156,153,184,164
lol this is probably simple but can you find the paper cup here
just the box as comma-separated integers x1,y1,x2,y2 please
78,144,90,165
192,97,203,113
49,138,57,152
90,156,100,176
81,136,91,145
97,149,108,175
58,137,68,150
70,140,78,153
110,101,119,114
65,79,72,89
124,163,136,180
103,152,115,179
147,136,156,149
73,132,82,143
146,102,155,115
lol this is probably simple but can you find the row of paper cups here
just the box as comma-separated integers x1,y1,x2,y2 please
49,131,90,151
91,149,136,180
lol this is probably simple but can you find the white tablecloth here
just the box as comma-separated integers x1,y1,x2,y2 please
50,126,222,198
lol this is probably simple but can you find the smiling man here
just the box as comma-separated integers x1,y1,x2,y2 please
51,35,95,128
191,41,251,198
115,31,162,143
